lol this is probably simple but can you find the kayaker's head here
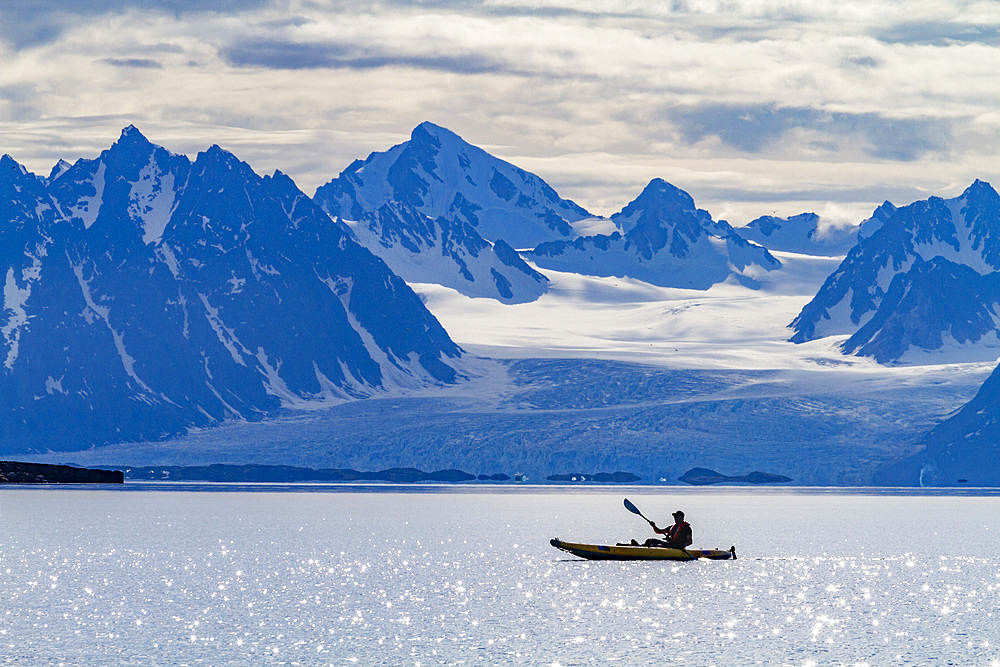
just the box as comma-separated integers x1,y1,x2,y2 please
672,510,684,521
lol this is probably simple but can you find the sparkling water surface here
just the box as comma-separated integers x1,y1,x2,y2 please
1,485,999,665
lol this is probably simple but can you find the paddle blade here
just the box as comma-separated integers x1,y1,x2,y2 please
623,498,644,518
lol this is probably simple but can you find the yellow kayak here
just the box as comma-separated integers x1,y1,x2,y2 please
550,538,736,561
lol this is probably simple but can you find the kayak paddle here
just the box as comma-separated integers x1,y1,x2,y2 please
623,498,651,522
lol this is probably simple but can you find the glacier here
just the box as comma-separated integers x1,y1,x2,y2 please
22,248,994,486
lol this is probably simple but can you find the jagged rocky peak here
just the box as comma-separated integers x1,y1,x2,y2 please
0,153,62,339
1,153,22,169
0,154,32,181
964,177,997,199
314,121,592,248
43,124,193,243
47,159,73,182
115,123,152,146
789,179,1000,362
99,124,163,167
611,178,703,234
858,200,898,239
0,154,57,226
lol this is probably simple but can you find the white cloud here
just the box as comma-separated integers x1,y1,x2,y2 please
2,0,1000,221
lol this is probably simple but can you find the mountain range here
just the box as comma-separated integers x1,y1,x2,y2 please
314,123,781,299
6,122,1000,484
0,127,462,452
526,178,780,289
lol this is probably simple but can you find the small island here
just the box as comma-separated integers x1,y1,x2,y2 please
679,467,792,486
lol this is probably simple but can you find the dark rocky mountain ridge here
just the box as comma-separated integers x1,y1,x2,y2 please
0,127,463,454
790,180,1000,362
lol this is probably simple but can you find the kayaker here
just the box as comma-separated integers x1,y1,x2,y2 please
630,510,692,548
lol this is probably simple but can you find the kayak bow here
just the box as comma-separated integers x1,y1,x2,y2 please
550,538,736,561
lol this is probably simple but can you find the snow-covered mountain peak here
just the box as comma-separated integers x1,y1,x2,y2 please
739,212,857,256
411,120,459,145
630,177,695,208
314,122,591,248
310,123,596,302
963,178,995,198
609,178,717,258
611,178,702,235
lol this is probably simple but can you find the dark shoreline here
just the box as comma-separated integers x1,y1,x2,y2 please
1,461,123,484
125,464,636,484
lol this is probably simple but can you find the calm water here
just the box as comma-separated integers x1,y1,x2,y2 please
1,485,999,665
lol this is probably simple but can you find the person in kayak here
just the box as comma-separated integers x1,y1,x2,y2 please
628,510,692,548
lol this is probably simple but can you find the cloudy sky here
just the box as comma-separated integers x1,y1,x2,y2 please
2,0,1000,224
